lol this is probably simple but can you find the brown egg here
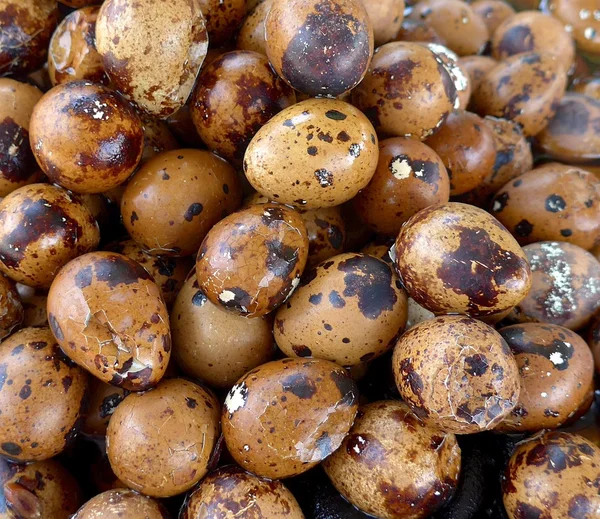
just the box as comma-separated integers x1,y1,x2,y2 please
0,458,83,519
503,432,600,519
360,0,404,47
392,315,520,433
72,489,169,519
0,0,58,76
121,149,242,257
166,99,204,148
424,43,471,109
458,55,498,95
265,0,374,97
81,377,128,438
490,165,600,250
198,0,247,46
572,75,600,99
323,401,461,519
275,253,408,366
353,137,449,236
46,251,171,391
222,358,358,479
16,283,47,327
471,0,515,35
171,272,274,389
181,466,305,518
196,204,309,317
191,50,296,166
547,0,600,58
139,115,179,165
425,109,496,196
470,52,568,137
360,237,394,264
352,42,456,140
0,327,88,461
408,0,489,56
237,0,271,55
244,98,379,209
395,19,445,45
496,323,593,433
0,184,100,288
29,81,144,193
78,193,112,231
107,378,220,497
0,275,22,340
588,316,600,374
396,202,531,317
509,241,600,331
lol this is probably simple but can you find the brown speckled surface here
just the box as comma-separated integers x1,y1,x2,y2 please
0,275,22,340
73,488,169,519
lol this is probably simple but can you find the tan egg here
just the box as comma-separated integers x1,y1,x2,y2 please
196,204,309,317
496,323,593,433
198,0,247,46
490,165,600,250
547,0,600,58
47,251,171,391
408,0,489,56
265,0,374,97
15,284,47,327
0,276,22,340
107,378,220,497
0,79,45,198
423,43,471,110
0,184,100,288
360,238,394,264
95,0,208,118
222,358,358,479
72,489,169,519
509,241,600,331
171,272,275,389
425,109,496,196
396,202,531,317
0,327,88,461
29,81,144,194
392,315,520,433
275,253,408,366
323,401,461,519
81,377,128,438
139,115,179,166
359,0,404,47
503,432,600,519
0,0,58,76
48,7,108,87
244,98,378,209
471,0,515,35
181,466,305,519
353,137,449,236
395,19,445,45
458,55,498,96
237,0,272,55
352,42,456,140
191,50,296,167
470,52,567,137
0,458,83,519
121,149,242,257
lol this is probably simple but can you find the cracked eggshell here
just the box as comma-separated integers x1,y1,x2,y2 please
95,0,209,117
72,489,169,519
0,275,23,340
392,315,520,434
274,253,408,366
81,377,129,438
106,378,220,498
0,184,100,289
423,43,471,110
46,251,171,391
323,401,461,519
196,204,309,318
0,327,89,461
222,358,359,479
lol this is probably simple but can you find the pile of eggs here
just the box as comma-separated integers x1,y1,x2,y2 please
1,0,600,517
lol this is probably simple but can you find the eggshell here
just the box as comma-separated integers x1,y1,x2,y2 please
424,43,471,110
72,489,169,519
471,0,515,35
198,0,247,46
359,0,405,47
139,115,179,166
0,275,22,340
237,0,272,55
548,0,600,58
80,377,128,438
395,19,445,45
458,55,498,95
16,283,48,327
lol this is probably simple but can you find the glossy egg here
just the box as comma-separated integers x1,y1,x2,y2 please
72,489,169,519
471,0,515,35
546,0,600,58
236,0,271,55
360,0,405,47
424,43,471,109
139,115,179,165
80,377,128,438
198,0,247,46
458,55,498,95
0,275,23,340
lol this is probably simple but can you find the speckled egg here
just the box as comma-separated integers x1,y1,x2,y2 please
265,0,374,97
0,184,100,288
139,115,179,165
509,241,600,331
392,315,520,434
47,251,171,390
16,283,47,327
352,42,457,140
458,55,498,95
275,253,408,366
107,378,220,497
181,466,305,518
196,204,309,317
0,79,45,198
244,98,378,209
171,272,275,388
191,50,296,166
471,0,515,35
424,109,496,196
0,327,88,461
470,52,567,137
72,489,169,519
405,297,435,330
395,202,531,317
395,19,445,45
490,165,600,250
237,1,271,56
360,237,394,264
0,0,58,76
547,0,600,58
588,316,600,374
323,400,461,519
222,358,358,479
0,276,22,340
496,323,594,433
95,0,209,117
121,149,242,257
360,0,404,47
80,377,128,438
0,458,83,519
198,0,247,46
503,432,600,519
29,81,144,194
